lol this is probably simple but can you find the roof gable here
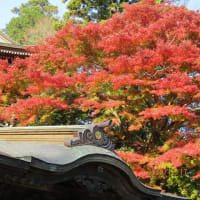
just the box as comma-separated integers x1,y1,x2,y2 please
0,32,18,45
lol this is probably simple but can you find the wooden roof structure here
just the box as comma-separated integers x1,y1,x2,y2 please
0,121,191,200
0,32,30,64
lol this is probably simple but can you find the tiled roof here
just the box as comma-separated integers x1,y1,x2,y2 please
0,31,19,45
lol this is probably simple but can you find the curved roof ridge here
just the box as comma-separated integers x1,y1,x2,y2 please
0,31,19,45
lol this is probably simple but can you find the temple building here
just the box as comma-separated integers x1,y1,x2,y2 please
0,32,30,64
0,120,191,200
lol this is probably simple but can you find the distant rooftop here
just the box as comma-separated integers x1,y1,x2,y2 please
0,31,24,49
0,32,30,61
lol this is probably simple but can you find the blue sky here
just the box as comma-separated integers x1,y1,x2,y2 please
187,0,200,10
0,0,200,30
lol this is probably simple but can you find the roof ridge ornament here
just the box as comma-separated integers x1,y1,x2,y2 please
64,120,115,151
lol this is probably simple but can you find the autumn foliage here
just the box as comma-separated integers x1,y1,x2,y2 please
117,134,200,198
0,0,200,198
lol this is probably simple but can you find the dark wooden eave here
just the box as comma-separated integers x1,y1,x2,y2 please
0,42,30,57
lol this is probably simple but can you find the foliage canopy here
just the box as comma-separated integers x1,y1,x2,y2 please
5,0,58,44
23,16,56,45
62,0,140,22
